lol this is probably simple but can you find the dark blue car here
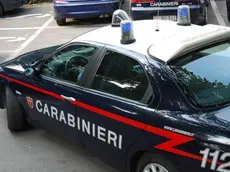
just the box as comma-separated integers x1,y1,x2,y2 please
0,0,26,17
53,0,122,26
1,13,230,172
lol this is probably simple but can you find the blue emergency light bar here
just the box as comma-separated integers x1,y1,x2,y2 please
177,5,191,26
121,21,132,33
120,20,136,44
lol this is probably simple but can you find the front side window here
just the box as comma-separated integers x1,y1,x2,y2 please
91,50,149,102
171,41,230,107
41,44,98,84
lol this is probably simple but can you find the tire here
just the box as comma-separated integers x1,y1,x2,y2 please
6,87,28,131
227,0,230,22
137,153,178,172
56,18,66,26
0,3,4,17
228,11,230,23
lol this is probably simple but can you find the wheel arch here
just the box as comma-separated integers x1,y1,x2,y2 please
0,77,14,109
128,149,161,172
128,150,182,172
5,84,30,118
129,150,147,172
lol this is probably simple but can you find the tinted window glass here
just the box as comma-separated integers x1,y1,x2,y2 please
41,44,97,84
171,42,230,107
92,51,149,102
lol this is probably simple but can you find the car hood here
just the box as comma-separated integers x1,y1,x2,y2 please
2,45,62,72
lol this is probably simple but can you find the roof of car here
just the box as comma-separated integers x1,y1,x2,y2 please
74,20,230,63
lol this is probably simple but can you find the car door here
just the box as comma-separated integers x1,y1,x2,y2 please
22,43,103,145
74,46,155,171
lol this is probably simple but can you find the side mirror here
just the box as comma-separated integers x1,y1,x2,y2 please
24,68,35,78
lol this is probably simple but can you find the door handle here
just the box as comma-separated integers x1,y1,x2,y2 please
61,95,76,101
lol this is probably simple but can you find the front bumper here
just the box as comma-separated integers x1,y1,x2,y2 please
131,5,206,25
54,1,119,19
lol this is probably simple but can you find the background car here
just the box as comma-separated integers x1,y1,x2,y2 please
130,0,208,25
0,0,26,17
53,0,124,26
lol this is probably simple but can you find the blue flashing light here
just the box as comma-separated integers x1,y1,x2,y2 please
120,20,136,44
177,5,191,26
121,22,132,33
179,7,189,17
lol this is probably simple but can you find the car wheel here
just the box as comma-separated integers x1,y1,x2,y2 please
137,153,178,172
56,18,66,26
0,3,4,17
227,2,230,22
6,87,28,131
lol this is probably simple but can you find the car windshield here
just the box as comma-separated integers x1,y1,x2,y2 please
170,41,230,107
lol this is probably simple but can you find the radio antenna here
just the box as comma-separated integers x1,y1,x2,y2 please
155,0,161,31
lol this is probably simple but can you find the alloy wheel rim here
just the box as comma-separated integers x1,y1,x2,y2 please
143,163,169,172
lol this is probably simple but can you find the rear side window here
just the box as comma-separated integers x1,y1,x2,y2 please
91,50,149,102
171,42,230,107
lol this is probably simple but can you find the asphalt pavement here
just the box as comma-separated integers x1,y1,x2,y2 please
0,1,229,172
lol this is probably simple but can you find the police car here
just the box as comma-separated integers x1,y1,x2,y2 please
130,0,208,25
1,7,230,172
